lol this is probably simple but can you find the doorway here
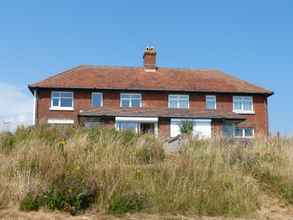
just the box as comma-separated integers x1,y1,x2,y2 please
140,123,155,134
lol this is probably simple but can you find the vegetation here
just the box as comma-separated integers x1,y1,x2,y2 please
0,125,292,218
179,120,193,134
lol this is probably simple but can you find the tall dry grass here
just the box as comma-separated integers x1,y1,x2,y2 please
0,125,292,217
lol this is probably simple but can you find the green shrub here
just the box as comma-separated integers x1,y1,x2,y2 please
109,192,147,214
0,132,15,154
20,192,41,211
43,175,96,215
180,121,193,135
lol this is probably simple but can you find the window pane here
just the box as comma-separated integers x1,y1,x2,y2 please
61,92,73,98
92,93,102,107
52,98,59,107
52,92,60,98
117,122,138,132
60,98,73,107
243,100,252,111
235,128,243,137
223,122,234,138
169,100,177,108
179,100,188,108
234,100,242,111
121,99,130,107
244,128,253,137
131,99,140,107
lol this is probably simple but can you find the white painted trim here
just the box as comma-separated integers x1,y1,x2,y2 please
33,89,37,125
50,107,74,111
91,92,103,107
115,117,158,123
48,119,74,124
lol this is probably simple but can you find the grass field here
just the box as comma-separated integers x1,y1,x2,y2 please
0,125,293,219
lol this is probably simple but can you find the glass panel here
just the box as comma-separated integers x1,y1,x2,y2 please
61,92,73,98
60,98,73,107
244,128,253,137
117,122,138,132
52,98,59,107
131,99,140,107
169,100,177,108
234,99,242,111
235,127,243,137
121,99,130,107
92,93,102,107
52,91,60,98
223,122,234,138
179,100,188,108
243,100,252,111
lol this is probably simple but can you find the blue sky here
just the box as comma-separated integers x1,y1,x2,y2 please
0,1,292,134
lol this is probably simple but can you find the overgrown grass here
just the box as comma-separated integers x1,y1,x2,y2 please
0,125,292,217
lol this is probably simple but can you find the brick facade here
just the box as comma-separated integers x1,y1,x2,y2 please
35,89,269,137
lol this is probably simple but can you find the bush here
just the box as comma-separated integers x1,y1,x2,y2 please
109,192,147,214
42,175,96,215
20,192,41,211
0,132,15,154
180,121,193,135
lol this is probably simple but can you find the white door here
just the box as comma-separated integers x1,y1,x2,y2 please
193,119,212,139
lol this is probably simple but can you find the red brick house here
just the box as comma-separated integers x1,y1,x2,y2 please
28,47,273,138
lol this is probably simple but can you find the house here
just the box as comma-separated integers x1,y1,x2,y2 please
28,47,273,138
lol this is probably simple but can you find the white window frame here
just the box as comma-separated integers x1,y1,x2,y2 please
91,92,103,107
168,94,190,109
234,127,255,139
233,96,254,114
48,119,74,124
206,95,217,110
120,93,142,108
50,91,74,111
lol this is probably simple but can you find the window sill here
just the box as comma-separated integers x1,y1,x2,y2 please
233,111,255,115
50,107,74,111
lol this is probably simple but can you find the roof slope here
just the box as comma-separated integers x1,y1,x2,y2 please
29,65,273,95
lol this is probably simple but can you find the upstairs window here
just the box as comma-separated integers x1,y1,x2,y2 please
206,95,216,110
168,95,189,109
92,92,103,107
234,127,254,138
233,96,254,113
120,93,142,108
51,91,74,110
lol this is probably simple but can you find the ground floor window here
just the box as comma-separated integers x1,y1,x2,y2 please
234,127,254,138
116,121,139,133
222,122,254,138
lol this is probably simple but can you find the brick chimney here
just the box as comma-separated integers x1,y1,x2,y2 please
143,46,157,72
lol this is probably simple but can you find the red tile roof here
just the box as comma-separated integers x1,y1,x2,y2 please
29,65,273,95
79,107,245,120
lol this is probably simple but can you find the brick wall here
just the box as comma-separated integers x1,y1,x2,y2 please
36,89,269,137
